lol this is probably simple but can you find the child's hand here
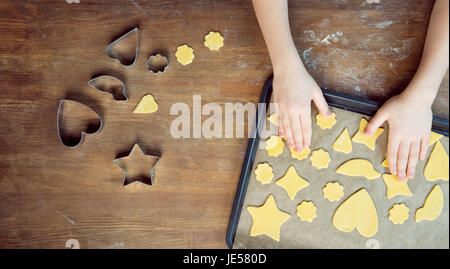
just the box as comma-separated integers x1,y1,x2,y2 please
364,91,433,181
273,56,331,152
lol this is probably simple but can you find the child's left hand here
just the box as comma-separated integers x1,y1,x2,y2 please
364,90,433,181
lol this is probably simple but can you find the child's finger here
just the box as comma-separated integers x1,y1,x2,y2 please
407,140,420,179
365,108,388,136
419,133,430,160
387,132,400,175
277,111,284,137
312,88,331,117
282,117,295,149
299,108,312,148
397,141,410,181
289,112,303,153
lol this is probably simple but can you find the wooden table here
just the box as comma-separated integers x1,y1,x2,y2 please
0,0,447,248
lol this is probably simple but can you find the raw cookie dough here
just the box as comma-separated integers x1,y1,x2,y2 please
275,166,310,200
429,131,443,146
175,44,195,65
267,113,277,125
415,185,444,223
290,147,310,160
352,118,384,150
204,31,224,51
255,163,274,184
382,174,412,199
133,94,158,113
323,181,344,202
310,149,331,169
316,112,337,129
296,201,317,222
336,159,380,180
333,128,352,154
247,194,291,241
424,141,449,181
381,157,389,167
332,188,378,238
388,203,409,224
265,136,284,157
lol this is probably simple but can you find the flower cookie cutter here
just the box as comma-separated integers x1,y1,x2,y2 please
145,54,169,74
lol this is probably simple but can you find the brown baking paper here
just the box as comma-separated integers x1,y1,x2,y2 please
233,105,449,249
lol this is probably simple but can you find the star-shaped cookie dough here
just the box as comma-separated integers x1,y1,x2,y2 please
247,194,291,241
113,143,160,186
275,166,310,200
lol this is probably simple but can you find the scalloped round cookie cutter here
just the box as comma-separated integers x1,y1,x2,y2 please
106,27,140,68
57,99,104,148
145,54,169,74
88,75,128,102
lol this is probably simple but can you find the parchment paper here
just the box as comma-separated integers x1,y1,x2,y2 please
234,105,449,249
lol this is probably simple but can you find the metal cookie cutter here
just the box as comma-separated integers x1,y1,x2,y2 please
88,75,128,102
146,54,169,74
57,99,104,148
106,27,139,67
113,143,161,186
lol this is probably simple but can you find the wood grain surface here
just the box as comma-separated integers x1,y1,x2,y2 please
0,0,448,249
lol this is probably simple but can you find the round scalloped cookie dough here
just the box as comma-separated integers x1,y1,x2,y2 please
388,203,409,224
204,31,224,51
290,147,310,160
254,163,274,184
265,135,284,157
175,44,195,65
323,181,344,202
316,112,336,129
309,149,331,169
296,201,317,222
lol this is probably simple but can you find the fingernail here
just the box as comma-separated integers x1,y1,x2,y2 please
295,146,300,152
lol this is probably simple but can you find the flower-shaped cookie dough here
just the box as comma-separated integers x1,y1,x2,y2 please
310,149,331,169
254,163,274,184
290,147,310,161
388,203,409,224
265,135,284,157
316,112,336,129
204,31,224,51
296,201,317,222
175,44,195,65
322,181,344,202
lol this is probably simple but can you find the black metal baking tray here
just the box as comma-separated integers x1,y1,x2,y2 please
225,77,449,249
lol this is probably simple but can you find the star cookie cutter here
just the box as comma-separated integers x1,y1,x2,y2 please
88,75,128,102
57,99,104,148
106,27,139,67
113,143,161,186
145,54,169,74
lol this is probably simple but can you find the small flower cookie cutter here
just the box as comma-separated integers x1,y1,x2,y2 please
88,75,128,102
57,99,104,148
145,54,169,74
106,27,140,68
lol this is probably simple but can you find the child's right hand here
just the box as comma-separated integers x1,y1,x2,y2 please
273,55,331,153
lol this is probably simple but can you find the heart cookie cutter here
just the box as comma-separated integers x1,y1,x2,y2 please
106,27,140,67
57,99,104,148
88,75,128,102
146,54,169,74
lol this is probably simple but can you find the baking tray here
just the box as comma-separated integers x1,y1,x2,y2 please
225,77,449,249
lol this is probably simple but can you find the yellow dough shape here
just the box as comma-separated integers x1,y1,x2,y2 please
265,135,284,157
296,201,317,222
415,185,444,223
310,149,331,169
332,188,378,238
323,181,344,202
290,147,310,160
276,166,310,200
204,31,224,51
424,141,449,181
333,128,352,154
336,159,380,180
175,44,195,65
254,163,274,184
382,174,412,199
316,112,337,129
267,113,277,125
388,203,409,224
247,194,291,241
133,94,158,114
352,118,384,150
429,131,443,146
381,157,389,167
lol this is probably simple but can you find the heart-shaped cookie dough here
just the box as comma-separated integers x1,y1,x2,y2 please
57,99,103,147
332,188,379,238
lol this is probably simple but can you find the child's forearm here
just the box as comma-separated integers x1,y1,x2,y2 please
404,0,449,106
251,0,305,73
